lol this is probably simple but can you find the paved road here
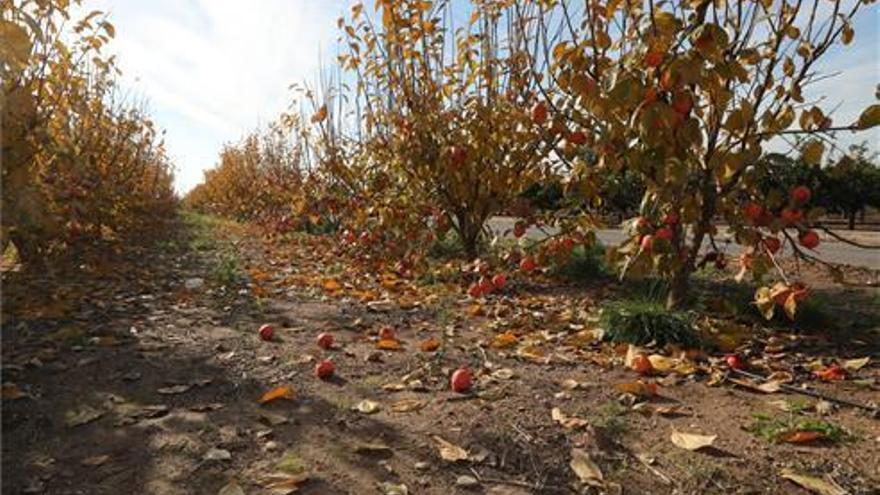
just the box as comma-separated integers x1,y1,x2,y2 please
489,217,880,270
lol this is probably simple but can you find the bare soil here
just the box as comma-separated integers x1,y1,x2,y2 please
2,214,878,494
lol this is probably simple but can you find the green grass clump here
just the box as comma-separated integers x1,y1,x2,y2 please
551,243,609,282
599,299,699,347
212,251,241,286
746,413,850,444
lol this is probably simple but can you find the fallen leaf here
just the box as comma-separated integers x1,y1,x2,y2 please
352,439,393,454
814,366,846,382
670,431,717,451
1,383,26,400
780,469,847,495
552,407,589,429
419,338,440,352
570,448,603,487
259,386,296,404
842,357,869,371
81,455,110,466
377,339,402,350
614,380,658,397
391,399,426,413
322,278,342,291
432,435,468,462
353,399,381,414
491,331,519,349
217,480,245,495
378,482,409,495
260,472,309,494
782,430,825,444
157,384,192,395
204,448,232,461
65,406,105,427
560,378,582,390
491,368,515,380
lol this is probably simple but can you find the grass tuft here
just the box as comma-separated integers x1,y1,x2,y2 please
600,299,700,347
551,243,609,282
746,413,851,444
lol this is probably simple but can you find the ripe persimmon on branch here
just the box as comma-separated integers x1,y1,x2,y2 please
521,0,878,311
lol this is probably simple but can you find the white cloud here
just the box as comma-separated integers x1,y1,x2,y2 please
77,0,351,192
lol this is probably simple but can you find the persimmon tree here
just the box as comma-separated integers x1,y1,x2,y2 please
532,0,879,310
2,0,175,263
336,0,554,259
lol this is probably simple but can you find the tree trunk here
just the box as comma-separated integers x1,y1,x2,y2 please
666,264,691,310
848,211,856,230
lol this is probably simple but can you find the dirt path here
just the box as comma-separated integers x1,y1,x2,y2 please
3,213,879,494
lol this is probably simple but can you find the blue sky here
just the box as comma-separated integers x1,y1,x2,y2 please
77,1,878,193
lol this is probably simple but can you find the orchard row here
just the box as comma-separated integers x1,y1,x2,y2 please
2,1,177,264
188,1,878,314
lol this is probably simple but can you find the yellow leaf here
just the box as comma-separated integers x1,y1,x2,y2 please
801,139,824,165
780,469,847,495
391,399,426,413
570,448,603,486
857,104,880,130
311,105,327,124
670,430,716,451
0,20,32,69
432,435,468,462
552,407,589,429
259,386,295,404
842,357,869,371
1,383,25,400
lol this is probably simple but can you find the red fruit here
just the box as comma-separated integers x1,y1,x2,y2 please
780,208,803,226
644,87,659,104
655,227,674,241
530,101,548,125
378,326,395,341
631,354,654,375
567,130,587,146
478,276,494,294
315,360,334,379
799,230,820,249
491,273,506,290
467,283,483,298
790,185,811,204
663,213,679,226
743,202,764,223
513,222,527,238
640,234,654,253
449,146,468,167
561,237,575,251
672,92,693,115
258,324,274,342
451,367,473,393
519,256,537,272
644,51,663,68
762,237,781,254
316,332,334,349
726,354,744,370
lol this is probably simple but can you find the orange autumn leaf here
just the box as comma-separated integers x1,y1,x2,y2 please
782,430,824,443
377,339,402,350
614,380,658,397
814,365,845,381
491,331,519,349
420,338,440,352
258,385,295,404
322,278,342,292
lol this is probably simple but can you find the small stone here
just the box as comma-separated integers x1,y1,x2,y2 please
184,278,204,290
414,461,430,471
456,475,479,488
264,441,280,452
